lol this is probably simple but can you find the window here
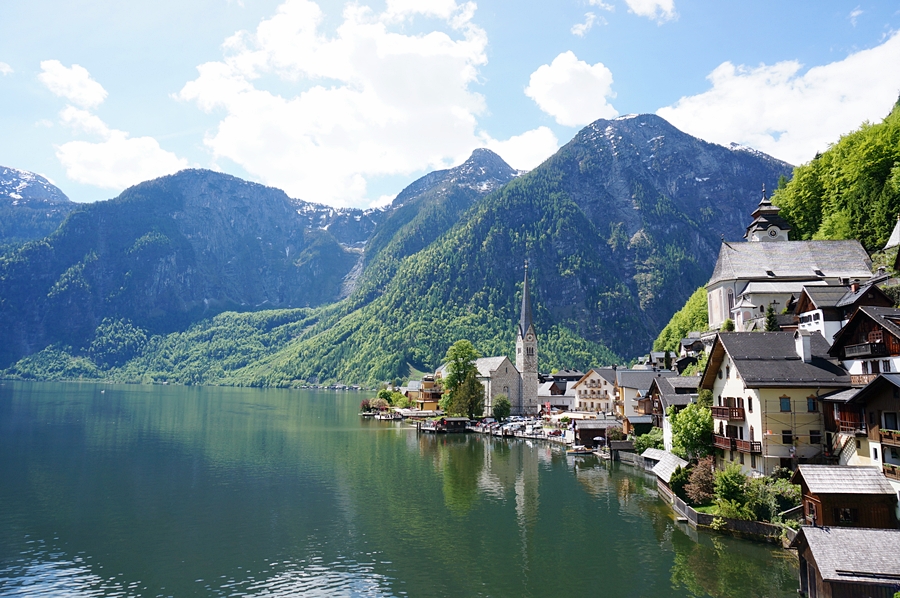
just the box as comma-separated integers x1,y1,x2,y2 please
726,365,731,378
810,430,821,445
885,412,899,431
739,452,744,465
807,501,816,518
834,507,859,524
748,397,753,413
718,370,723,380
883,360,892,373
873,447,879,461
729,450,734,461
807,398,818,412
750,454,756,468
780,397,791,412
862,361,869,375
749,426,755,441
782,429,793,445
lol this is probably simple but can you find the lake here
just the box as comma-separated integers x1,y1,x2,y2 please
0,382,798,597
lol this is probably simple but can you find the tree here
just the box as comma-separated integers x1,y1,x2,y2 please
664,350,672,370
442,340,481,396
685,456,715,505
765,305,780,331
492,394,511,421
670,465,691,502
653,286,709,352
714,462,747,503
696,389,713,408
720,318,735,332
633,427,664,453
669,403,713,460
449,369,485,418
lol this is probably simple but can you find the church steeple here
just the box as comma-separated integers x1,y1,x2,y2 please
519,260,534,338
744,183,791,242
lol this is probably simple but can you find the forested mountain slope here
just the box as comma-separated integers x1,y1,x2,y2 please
0,165,76,249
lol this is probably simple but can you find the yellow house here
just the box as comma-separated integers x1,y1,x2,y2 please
700,331,851,476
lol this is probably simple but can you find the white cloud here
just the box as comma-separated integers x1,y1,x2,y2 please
524,51,618,127
38,60,108,109
624,0,675,22
178,0,535,207
56,132,188,190
59,106,111,137
571,13,598,37
0,62,12,75
587,0,614,10
656,32,900,165
369,194,396,209
482,126,559,171
849,6,863,26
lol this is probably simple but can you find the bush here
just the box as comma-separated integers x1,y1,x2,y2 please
720,318,735,332
716,498,755,521
492,394,511,421
633,427,664,453
670,465,692,502
685,456,715,505
714,462,747,503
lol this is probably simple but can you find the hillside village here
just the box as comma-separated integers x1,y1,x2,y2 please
385,190,900,598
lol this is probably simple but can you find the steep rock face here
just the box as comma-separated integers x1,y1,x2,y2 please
0,169,381,367
0,166,75,246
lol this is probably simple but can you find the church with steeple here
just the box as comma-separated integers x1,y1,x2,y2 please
440,262,540,417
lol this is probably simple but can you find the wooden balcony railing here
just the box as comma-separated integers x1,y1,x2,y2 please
880,429,900,446
711,406,745,421
844,342,888,359
735,439,762,453
850,373,879,386
712,434,735,450
884,463,900,481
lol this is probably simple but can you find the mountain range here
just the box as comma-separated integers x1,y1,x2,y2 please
0,113,793,384
0,166,75,249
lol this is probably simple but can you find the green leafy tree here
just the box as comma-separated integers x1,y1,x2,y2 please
492,394,511,421
654,286,710,352
88,318,148,368
670,465,691,502
633,426,664,453
442,339,480,398
764,306,779,331
720,318,735,332
664,350,672,370
669,403,713,460
449,369,485,418
696,389,713,408
715,462,747,503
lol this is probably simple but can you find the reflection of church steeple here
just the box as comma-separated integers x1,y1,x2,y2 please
744,184,791,242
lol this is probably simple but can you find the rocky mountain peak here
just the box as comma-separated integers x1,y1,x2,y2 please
0,166,70,205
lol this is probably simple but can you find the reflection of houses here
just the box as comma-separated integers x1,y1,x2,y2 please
792,526,900,598
706,189,871,331
615,369,677,435
571,368,617,413
791,465,898,528
701,331,850,475
639,375,700,452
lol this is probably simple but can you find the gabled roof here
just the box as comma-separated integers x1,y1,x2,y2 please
616,369,677,390
794,286,850,313
791,465,896,495
575,419,621,430
701,332,850,389
659,393,695,410
648,451,689,484
818,387,860,404
835,282,892,308
708,240,871,287
793,527,900,585
846,373,900,405
640,448,668,462
474,356,514,378
829,306,900,357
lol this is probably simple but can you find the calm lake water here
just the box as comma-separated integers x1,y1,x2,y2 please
0,381,798,597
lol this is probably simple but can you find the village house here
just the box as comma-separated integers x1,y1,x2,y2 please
615,369,677,435
573,417,621,448
791,465,898,529
638,375,700,452
828,306,900,387
537,378,576,411
706,188,872,331
792,526,900,598
794,280,892,346
571,367,617,413
640,448,689,502
405,374,443,411
701,331,851,475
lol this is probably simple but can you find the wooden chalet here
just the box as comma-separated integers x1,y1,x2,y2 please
834,374,900,484
792,526,900,598
828,306,900,387
791,465,898,529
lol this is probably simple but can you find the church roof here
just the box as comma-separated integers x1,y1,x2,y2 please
708,240,871,287
519,263,534,337
474,356,513,378
884,216,900,250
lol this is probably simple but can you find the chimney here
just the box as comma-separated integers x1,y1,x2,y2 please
851,279,860,293
794,330,812,363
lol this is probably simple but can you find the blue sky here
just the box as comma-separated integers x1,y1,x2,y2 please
1,0,899,207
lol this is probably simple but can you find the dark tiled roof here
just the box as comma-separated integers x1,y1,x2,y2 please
616,369,677,390
830,306,900,356
795,526,900,584
587,367,618,385
847,373,900,405
818,388,859,404
649,451,689,484
791,465,896,495
715,332,850,387
798,286,849,309
659,393,694,410
708,240,871,287
575,419,622,430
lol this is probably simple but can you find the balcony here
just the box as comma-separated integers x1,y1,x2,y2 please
850,374,879,386
880,429,900,447
735,439,762,453
711,406,745,421
844,341,888,359
713,434,735,450
884,463,900,481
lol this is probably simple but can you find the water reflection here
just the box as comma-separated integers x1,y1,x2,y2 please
0,382,798,597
